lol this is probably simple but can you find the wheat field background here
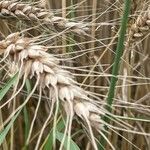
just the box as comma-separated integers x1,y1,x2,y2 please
0,0,150,150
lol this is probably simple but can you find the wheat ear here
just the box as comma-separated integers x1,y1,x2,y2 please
0,32,105,150
130,7,150,39
0,0,88,35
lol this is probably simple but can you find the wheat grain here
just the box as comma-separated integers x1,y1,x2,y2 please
0,0,88,35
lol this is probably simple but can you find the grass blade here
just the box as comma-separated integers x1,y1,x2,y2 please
56,131,80,150
0,110,21,145
0,73,18,101
99,0,131,149
43,117,65,150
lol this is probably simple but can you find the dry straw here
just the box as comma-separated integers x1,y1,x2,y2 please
0,0,88,35
0,32,105,150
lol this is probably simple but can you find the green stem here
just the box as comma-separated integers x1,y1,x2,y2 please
99,0,131,149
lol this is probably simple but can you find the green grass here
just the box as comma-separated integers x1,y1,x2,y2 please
99,0,131,149
0,73,18,101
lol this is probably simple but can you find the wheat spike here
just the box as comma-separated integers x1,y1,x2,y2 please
130,7,150,39
0,0,88,35
0,32,104,150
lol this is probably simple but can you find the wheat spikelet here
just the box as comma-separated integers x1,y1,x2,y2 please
130,7,150,39
0,0,88,35
0,32,104,150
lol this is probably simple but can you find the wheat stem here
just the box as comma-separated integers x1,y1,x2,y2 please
99,0,131,149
